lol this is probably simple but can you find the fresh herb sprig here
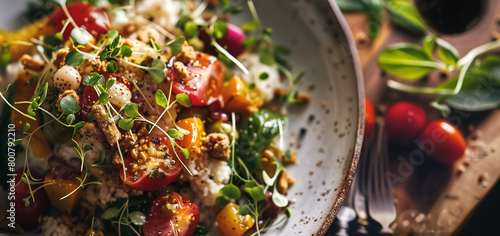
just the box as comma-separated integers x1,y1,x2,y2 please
379,36,500,116
335,0,426,39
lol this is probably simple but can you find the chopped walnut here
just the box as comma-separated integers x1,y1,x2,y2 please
92,104,121,146
120,131,138,151
177,42,197,62
56,90,80,113
76,122,104,142
21,55,45,72
136,25,161,44
90,58,109,74
53,48,70,67
201,133,231,161
173,61,189,80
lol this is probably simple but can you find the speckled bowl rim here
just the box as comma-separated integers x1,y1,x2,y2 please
316,1,365,235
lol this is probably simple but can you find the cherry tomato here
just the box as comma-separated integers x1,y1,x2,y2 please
418,120,466,164
80,86,99,121
216,202,254,236
364,97,375,140
50,2,111,41
167,52,224,106
221,76,265,116
176,118,205,154
385,102,427,146
119,136,183,191
143,192,199,236
14,168,49,230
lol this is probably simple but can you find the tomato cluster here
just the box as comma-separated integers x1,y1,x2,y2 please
382,101,466,164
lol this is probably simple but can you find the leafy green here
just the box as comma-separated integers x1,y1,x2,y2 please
155,89,168,108
220,184,241,199
83,72,103,86
366,0,384,40
438,55,500,111
60,96,81,115
147,59,167,83
335,0,365,12
167,37,186,56
236,110,287,172
213,21,228,39
65,51,84,66
436,38,460,67
175,93,192,107
378,43,442,80
386,0,426,35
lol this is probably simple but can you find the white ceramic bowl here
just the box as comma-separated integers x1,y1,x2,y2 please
0,0,364,235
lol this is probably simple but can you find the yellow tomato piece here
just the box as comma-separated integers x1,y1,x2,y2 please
216,203,254,236
2,17,56,61
44,171,85,214
222,76,265,116
11,70,51,158
176,117,205,154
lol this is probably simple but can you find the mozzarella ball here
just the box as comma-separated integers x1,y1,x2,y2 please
53,65,82,92
108,82,132,108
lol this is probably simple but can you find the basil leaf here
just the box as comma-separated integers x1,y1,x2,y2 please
436,38,460,67
386,0,426,35
236,109,287,172
438,56,500,111
366,0,384,40
378,43,440,80
335,0,365,12
422,36,436,59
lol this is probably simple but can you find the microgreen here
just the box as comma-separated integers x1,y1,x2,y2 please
70,27,93,45
118,118,134,131
83,72,102,86
166,128,184,140
65,51,84,66
121,45,133,57
167,36,186,55
60,96,81,115
212,21,228,39
184,21,198,39
220,184,241,199
107,60,118,73
155,89,168,108
0,44,12,66
175,93,192,107
122,103,141,118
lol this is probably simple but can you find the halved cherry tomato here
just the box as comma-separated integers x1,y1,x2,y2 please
364,97,375,140
418,120,466,164
80,86,99,121
143,192,199,236
14,168,49,230
176,118,205,154
49,2,111,41
167,52,224,106
119,136,183,191
216,202,254,236
44,157,85,214
221,76,265,115
385,101,427,146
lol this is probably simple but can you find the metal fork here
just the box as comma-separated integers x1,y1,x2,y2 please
352,136,372,235
367,120,396,234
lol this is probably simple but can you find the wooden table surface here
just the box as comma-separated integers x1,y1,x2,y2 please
341,0,500,234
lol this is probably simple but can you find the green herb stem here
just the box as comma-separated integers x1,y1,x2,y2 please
212,39,249,75
387,80,455,95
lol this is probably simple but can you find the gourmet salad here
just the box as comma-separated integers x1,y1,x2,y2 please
0,0,308,235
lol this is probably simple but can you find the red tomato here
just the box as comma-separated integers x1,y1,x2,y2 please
176,118,205,154
143,192,199,236
166,52,224,106
14,168,49,230
119,136,183,191
385,102,427,146
418,120,466,164
80,86,98,121
50,2,111,41
364,97,375,140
